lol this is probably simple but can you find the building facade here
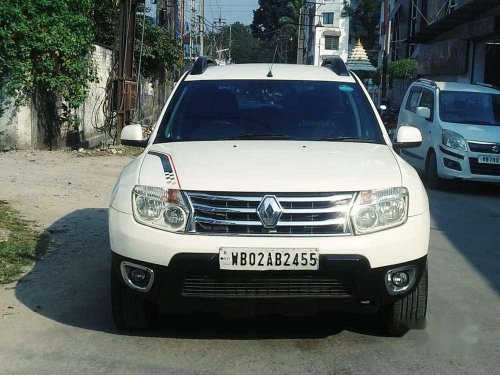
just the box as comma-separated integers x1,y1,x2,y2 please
303,0,352,65
382,0,500,86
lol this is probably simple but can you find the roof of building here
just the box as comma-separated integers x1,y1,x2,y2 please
346,40,376,72
185,63,356,83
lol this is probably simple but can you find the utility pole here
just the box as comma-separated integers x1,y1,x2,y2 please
297,7,304,64
229,24,232,63
116,0,142,143
381,0,390,101
200,0,205,56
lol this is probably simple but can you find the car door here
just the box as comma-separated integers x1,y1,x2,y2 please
411,88,435,166
399,86,424,170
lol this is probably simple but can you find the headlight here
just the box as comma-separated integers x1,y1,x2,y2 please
132,185,190,232
442,129,467,151
350,187,408,234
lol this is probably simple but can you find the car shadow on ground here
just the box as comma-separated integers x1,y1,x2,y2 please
425,179,500,295
15,208,384,339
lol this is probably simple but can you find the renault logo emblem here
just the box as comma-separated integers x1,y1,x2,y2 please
492,145,499,153
257,195,283,228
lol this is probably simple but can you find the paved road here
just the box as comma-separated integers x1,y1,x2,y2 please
0,150,499,375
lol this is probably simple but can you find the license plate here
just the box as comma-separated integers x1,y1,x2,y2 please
219,248,319,271
478,155,500,164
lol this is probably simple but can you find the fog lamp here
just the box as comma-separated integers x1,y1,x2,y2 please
391,271,409,287
130,268,147,283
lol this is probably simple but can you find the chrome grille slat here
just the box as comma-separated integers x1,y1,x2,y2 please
195,216,347,227
186,191,355,236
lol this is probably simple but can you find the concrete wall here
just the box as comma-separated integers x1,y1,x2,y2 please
74,45,114,148
0,45,114,150
0,98,35,151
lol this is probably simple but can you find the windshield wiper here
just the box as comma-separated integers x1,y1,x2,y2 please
216,134,291,140
317,137,381,144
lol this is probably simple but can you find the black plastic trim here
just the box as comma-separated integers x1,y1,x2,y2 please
190,56,217,75
401,149,425,160
439,145,465,160
111,251,428,313
321,56,350,76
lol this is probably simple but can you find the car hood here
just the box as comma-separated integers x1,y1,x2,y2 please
442,123,500,143
142,141,402,192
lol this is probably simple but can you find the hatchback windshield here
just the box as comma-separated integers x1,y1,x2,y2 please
155,80,384,143
439,91,500,126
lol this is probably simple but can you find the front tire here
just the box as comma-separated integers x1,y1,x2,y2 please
379,264,428,337
426,151,443,189
111,269,157,331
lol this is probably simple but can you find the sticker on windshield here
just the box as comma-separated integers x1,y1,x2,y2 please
339,85,354,92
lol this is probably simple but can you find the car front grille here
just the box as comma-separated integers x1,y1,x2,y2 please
468,141,500,154
181,273,355,297
185,191,355,236
469,158,500,176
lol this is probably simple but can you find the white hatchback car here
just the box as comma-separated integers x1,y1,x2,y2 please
397,79,500,187
109,57,429,336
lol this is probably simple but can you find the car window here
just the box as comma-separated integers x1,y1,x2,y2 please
155,80,385,143
419,89,434,120
439,91,500,126
405,86,422,113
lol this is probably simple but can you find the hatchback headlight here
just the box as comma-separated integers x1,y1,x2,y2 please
442,129,467,151
350,187,408,234
132,185,190,232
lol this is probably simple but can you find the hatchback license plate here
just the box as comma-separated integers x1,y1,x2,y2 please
219,248,319,271
478,155,500,164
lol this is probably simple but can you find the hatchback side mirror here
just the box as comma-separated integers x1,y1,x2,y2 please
121,124,148,147
393,126,422,149
416,106,431,120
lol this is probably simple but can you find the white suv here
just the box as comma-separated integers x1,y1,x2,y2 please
397,79,500,188
109,57,430,336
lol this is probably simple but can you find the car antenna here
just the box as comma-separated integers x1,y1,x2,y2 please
267,44,279,78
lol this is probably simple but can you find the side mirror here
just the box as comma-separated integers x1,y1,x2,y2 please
379,105,387,111
120,124,148,147
393,126,422,149
416,106,431,120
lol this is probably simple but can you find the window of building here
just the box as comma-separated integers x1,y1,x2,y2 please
323,12,334,25
405,87,423,112
324,35,340,50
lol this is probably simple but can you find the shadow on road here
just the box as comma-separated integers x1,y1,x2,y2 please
15,208,382,338
426,180,500,294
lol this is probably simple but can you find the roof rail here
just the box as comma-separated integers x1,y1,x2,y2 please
415,78,437,87
190,56,217,75
321,56,350,77
474,82,500,91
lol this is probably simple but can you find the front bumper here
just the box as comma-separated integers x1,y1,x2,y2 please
109,208,429,269
437,146,500,182
112,251,428,314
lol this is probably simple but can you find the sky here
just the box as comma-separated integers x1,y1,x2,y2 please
144,0,259,27
205,0,259,25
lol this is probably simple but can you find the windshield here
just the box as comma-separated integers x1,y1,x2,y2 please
439,91,500,126
155,80,384,143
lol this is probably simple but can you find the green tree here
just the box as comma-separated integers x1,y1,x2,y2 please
344,0,381,64
135,15,183,80
217,22,273,64
251,0,306,63
92,0,119,48
0,0,95,108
